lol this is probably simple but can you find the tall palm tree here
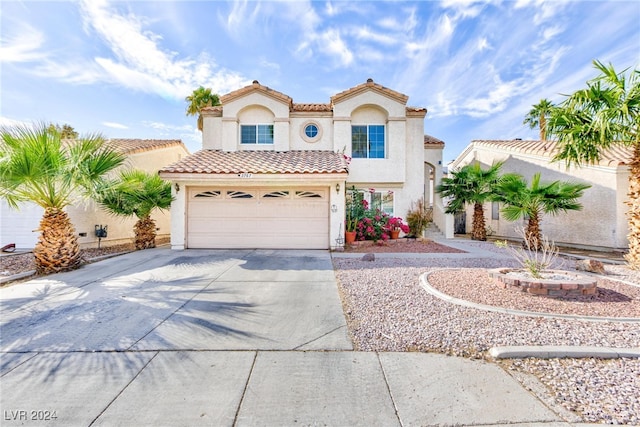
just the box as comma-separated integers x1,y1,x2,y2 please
99,170,173,250
436,161,504,241
0,123,125,274
523,98,555,141
185,86,220,131
494,173,591,249
547,60,640,268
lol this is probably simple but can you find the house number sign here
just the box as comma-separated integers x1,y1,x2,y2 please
237,173,253,178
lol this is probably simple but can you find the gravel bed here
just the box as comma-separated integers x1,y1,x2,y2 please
1,242,139,280
333,241,640,424
501,357,640,425
427,268,640,318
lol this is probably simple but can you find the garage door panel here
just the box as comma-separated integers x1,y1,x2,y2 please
187,187,329,249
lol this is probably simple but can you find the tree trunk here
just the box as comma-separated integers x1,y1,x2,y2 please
625,144,640,269
526,210,542,250
134,215,157,250
33,208,81,274
471,202,487,241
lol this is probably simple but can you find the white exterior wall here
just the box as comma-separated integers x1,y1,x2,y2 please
289,116,334,151
0,201,42,249
453,145,629,249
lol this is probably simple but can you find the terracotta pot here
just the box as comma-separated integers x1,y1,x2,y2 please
345,231,357,244
390,229,400,239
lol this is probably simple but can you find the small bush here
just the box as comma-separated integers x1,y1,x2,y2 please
406,198,433,237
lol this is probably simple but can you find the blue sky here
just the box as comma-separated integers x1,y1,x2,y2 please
1,0,639,163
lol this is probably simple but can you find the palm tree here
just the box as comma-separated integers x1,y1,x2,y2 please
547,60,640,268
436,161,504,241
523,98,555,141
99,170,173,250
185,86,220,131
0,123,125,274
494,173,591,249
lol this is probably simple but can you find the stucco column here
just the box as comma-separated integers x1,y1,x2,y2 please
170,182,186,250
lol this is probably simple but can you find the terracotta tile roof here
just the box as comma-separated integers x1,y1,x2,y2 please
292,103,333,112
424,134,445,147
472,139,633,167
331,78,409,105
159,150,349,175
221,80,293,106
104,139,186,155
406,106,427,117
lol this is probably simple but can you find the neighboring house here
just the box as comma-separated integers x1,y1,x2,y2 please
450,139,633,250
159,79,448,250
0,139,189,250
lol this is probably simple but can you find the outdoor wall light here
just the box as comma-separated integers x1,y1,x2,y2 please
331,204,338,213
175,183,180,193
336,183,340,193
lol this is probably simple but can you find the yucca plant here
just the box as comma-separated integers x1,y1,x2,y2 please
0,123,125,274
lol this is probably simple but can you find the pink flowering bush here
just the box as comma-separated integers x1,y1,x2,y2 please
347,186,409,243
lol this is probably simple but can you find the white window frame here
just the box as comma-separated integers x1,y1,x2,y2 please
240,124,274,145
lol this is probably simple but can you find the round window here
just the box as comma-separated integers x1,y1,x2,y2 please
304,124,318,138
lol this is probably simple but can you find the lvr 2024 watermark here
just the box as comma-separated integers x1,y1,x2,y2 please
4,410,58,421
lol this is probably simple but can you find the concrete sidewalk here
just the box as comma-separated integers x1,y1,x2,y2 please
0,248,583,426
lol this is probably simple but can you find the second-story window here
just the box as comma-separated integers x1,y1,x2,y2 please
241,124,274,144
352,125,385,158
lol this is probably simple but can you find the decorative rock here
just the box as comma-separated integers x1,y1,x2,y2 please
361,253,375,262
575,259,606,274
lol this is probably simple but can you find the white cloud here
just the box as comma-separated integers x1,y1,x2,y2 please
0,23,46,63
319,28,353,67
102,121,128,129
23,0,250,99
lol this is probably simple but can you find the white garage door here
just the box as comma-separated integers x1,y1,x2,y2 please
187,187,329,249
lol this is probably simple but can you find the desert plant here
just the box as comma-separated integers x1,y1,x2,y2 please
0,123,125,274
345,186,367,232
495,227,561,278
493,172,590,250
546,60,639,269
98,170,173,250
406,197,433,237
436,161,503,240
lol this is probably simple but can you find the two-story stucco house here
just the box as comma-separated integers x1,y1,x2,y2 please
159,79,447,250
450,139,632,250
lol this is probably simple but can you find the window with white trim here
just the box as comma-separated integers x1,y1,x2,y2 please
241,124,274,144
363,189,394,215
352,125,385,158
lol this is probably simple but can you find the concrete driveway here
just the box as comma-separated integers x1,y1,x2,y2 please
0,248,567,426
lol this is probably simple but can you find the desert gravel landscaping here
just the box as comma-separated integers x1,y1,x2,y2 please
333,240,639,425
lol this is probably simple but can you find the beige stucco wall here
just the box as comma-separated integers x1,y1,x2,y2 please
451,144,629,249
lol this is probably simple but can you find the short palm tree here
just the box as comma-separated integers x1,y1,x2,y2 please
547,60,639,268
185,86,221,131
99,170,173,250
494,173,591,249
523,98,555,141
436,161,504,241
0,123,125,274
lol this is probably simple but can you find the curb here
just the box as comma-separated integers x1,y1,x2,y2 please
489,345,640,359
0,270,36,285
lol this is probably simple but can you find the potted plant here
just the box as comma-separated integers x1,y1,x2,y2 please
387,217,409,239
345,186,365,244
